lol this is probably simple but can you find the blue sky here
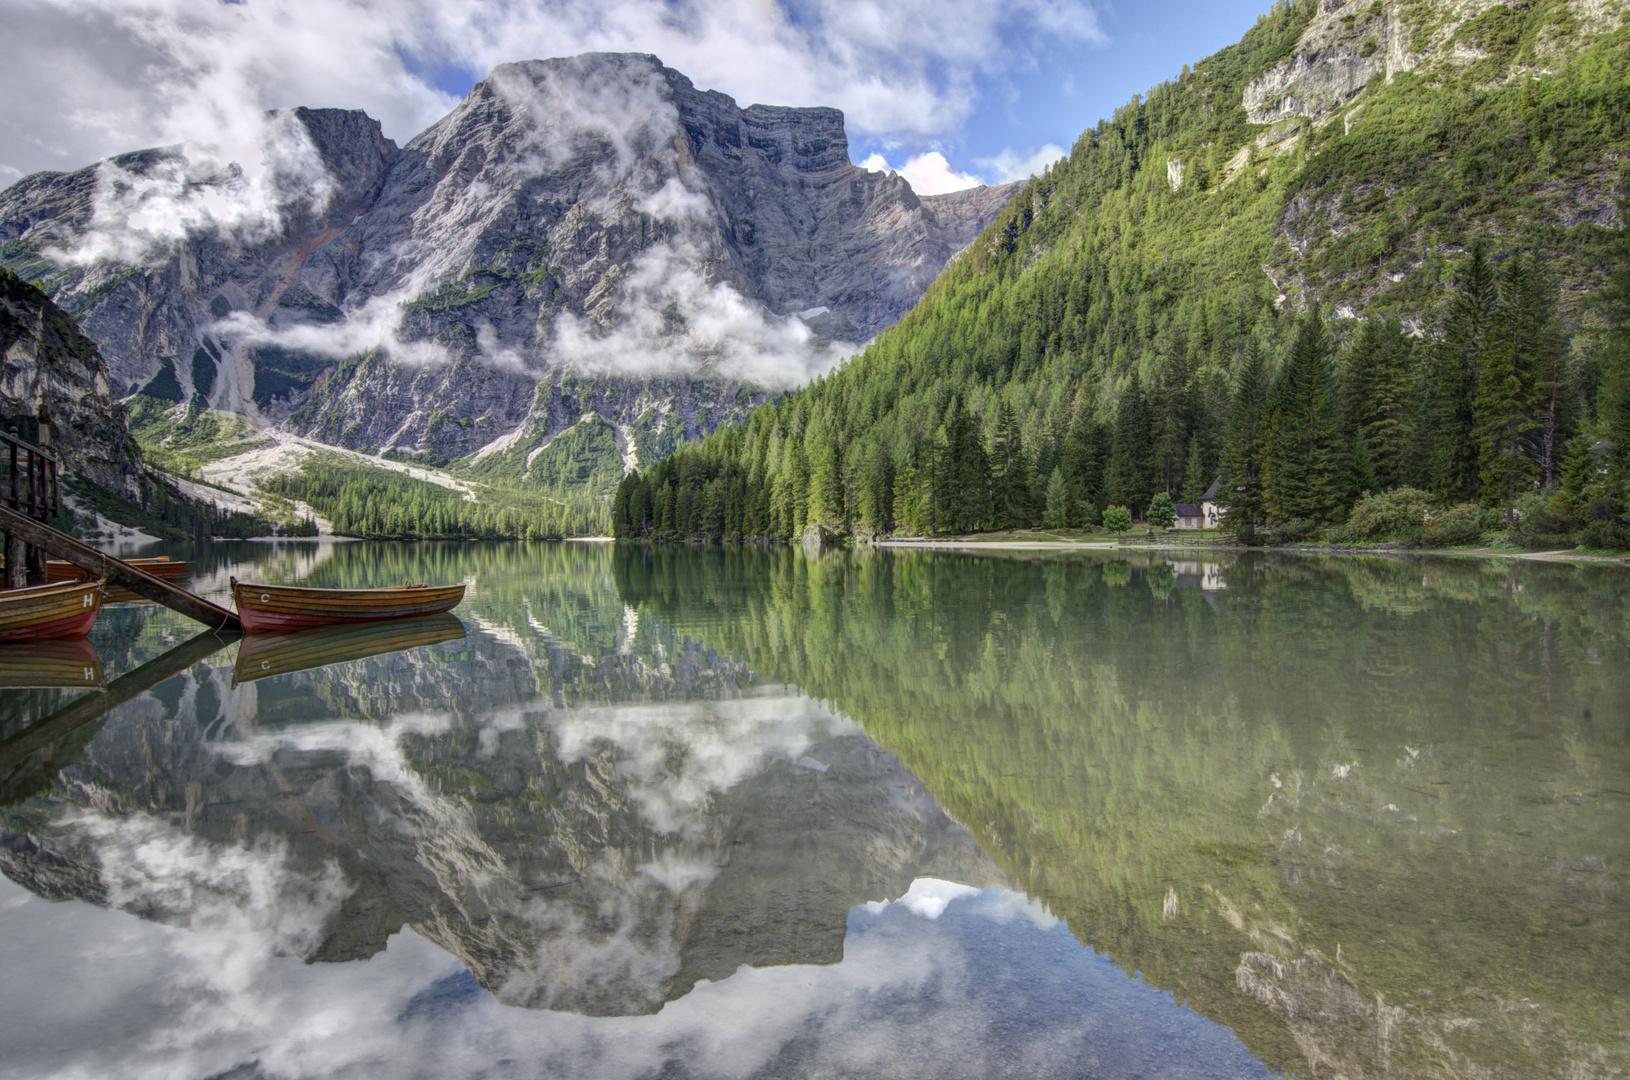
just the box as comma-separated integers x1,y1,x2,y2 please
2,0,1281,192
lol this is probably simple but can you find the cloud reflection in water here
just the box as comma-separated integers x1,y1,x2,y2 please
0,873,1270,1080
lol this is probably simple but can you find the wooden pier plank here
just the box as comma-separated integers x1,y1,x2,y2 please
0,504,242,632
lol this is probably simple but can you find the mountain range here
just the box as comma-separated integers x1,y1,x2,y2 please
0,52,1015,504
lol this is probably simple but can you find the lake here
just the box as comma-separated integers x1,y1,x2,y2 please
1,542,1626,1079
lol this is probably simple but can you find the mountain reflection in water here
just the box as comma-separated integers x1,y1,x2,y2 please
0,541,1625,1079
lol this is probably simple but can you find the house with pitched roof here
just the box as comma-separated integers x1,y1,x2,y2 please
1200,479,1226,528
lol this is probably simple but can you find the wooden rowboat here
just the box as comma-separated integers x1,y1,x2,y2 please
50,556,191,604
232,613,466,684
0,579,105,642
48,556,190,583
0,638,105,689
230,577,465,633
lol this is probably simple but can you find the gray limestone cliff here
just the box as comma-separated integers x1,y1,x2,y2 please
0,269,141,497
1242,0,1625,128
0,55,1019,469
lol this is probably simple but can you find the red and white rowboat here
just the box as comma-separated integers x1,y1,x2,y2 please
0,579,105,642
230,577,466,633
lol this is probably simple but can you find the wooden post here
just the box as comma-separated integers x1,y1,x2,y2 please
4,428,21,589
24,405,51,585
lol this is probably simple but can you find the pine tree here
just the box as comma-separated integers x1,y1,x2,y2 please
1267,311,1344,522
1594,191,1630,493
1429,245,1499,501
1221,337,1270,532
1180,436,1206,501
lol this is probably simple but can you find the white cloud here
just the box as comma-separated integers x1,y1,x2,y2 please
861,150,981,196
550,237,858,387
210,287,453,370
976,143,1069,184
35,109,336,269
0,0,1105,184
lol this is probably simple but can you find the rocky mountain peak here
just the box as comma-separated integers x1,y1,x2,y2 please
0,53,1019,471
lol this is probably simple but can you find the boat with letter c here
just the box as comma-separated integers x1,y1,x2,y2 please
230,577,466,633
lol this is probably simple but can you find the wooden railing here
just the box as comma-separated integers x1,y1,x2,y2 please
3,404,59,587
2,426,61,524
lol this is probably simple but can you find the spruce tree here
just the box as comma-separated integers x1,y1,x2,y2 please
1267,311,1344,522
989,400,1034,527
1474,255,1546,506
1106,370,1151,511
1593,192,1630,493
1341,317,1415,489
1043,467,1071,529
1221,338,1270,532
1429,245,1499,501
1180,436,1206,501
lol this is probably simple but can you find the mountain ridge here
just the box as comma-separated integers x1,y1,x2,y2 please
0,53,1019,482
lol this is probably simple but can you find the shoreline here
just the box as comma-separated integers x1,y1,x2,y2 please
872,537,1630,565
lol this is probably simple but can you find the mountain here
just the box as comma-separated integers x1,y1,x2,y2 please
0,54,1018,482
612,0,1630,545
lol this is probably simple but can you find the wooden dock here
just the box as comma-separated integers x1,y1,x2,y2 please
2,406,242,632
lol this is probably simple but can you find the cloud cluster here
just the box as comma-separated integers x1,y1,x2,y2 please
860,150,981,195
1,0,1103,186
552,237,858,387
211,288,454,370
0,870,1274,1080
976,143,1070,183
861,141,1069,192
42,109,337,268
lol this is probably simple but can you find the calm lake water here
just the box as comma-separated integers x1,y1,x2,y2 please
1,542,1626,1079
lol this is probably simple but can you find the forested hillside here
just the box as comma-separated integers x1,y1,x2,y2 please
613,0,1630,548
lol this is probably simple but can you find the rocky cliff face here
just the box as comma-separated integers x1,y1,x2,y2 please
0,55,1018,468
0,269,141,497
1244,0,1625,127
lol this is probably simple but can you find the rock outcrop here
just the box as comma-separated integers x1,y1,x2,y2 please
0,55,1019,468
1243,0,1624,128
0,269,141,497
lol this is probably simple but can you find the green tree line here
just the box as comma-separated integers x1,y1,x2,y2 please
261,456,609,539
614,234,1630,547
606,1,1629,548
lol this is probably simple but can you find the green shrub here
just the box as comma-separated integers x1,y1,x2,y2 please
1578,518,1630,551
1424,502,1484,547
1335,487,1433,544
1508,491,1583,550
1268,517,1320,544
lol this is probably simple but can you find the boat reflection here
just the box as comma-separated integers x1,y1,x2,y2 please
0,638,104,690
0,629,237,805
231,613,468,685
